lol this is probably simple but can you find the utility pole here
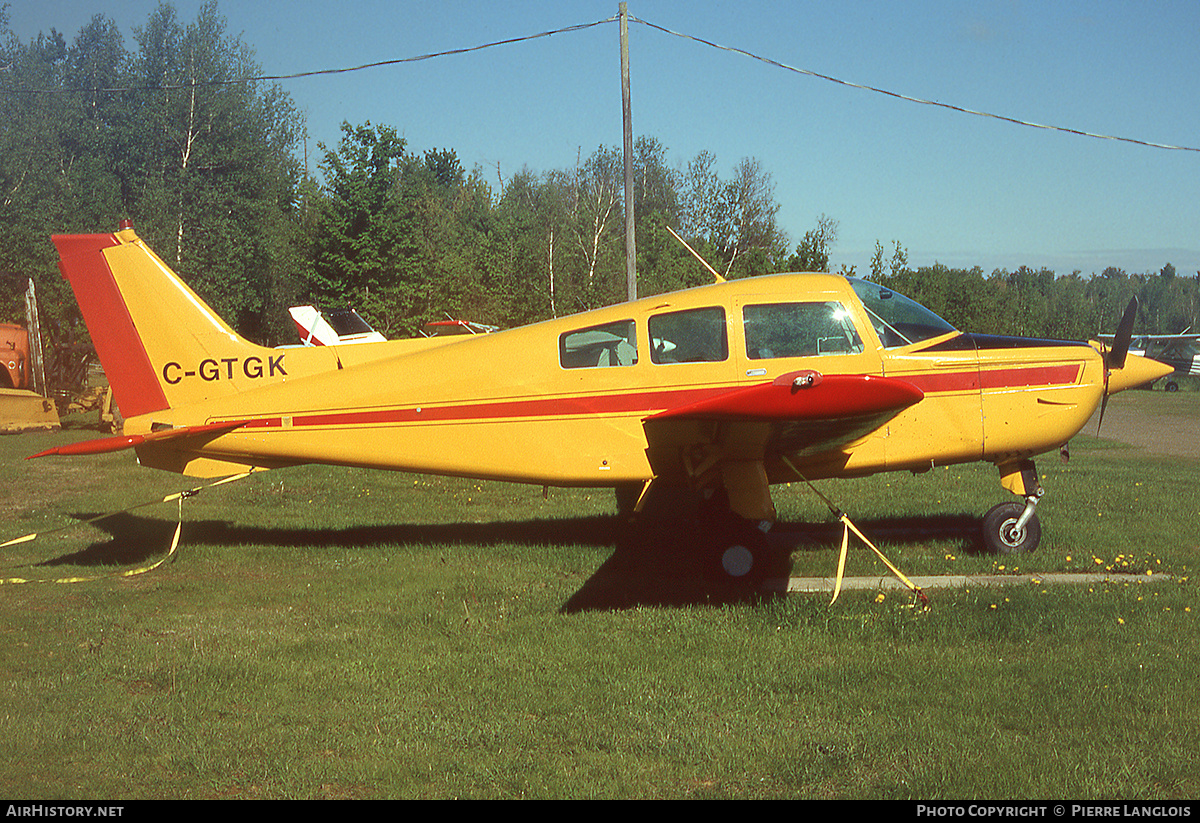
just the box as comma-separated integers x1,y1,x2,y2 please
620,2,637,301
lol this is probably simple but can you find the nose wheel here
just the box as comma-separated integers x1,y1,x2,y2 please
984,460,1044,554
982,499,1041,554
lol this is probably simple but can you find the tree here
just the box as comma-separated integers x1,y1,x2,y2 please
787,215,840,273
565,145,624,309
0,12,133,339
404,147,498,328
718,157,785,275
678,149,720,243
630,135,679,224
678,152,785,278
309,121,414,327
121,1,305,341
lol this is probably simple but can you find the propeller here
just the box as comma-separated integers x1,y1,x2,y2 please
1106,297,1138,370
1098,296,1138,433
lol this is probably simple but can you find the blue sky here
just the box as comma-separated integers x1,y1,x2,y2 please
10,1,1200,279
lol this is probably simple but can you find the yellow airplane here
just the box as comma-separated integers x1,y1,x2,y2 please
37,221,1171,586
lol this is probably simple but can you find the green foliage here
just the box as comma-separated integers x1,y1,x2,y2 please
876,246,1200,340
0,2,304,346
2,1,1197,354
310,122,414,305
786,214,839,273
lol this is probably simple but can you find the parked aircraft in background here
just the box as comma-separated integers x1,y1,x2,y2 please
422,318,499,337
36,222,1172,589
289,305,387,347
1099,331,1199,392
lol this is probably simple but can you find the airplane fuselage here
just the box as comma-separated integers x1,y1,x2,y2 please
91,239,1105,487
45,227,1173,563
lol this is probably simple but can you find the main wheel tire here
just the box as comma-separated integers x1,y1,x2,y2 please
982,502,1041,554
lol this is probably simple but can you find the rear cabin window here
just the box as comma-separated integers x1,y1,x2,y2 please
744,302,864,359
649,307,728,364
559,320,638,369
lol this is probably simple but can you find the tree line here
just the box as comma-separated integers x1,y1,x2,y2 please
869,240,1199,342
2,2,1197,361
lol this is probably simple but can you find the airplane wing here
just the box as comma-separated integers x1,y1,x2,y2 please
28,421,249,459
642,370,923,480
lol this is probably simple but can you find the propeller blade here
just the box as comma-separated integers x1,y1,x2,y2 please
1105,297,1138,370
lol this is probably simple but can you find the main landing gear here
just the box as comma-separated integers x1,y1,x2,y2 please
982,459,1043,554
618,479,789,596
703,502,781,593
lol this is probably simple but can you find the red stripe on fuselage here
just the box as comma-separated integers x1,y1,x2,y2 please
980,363,1083,389
223,363,1085,432
288,386,728,428
898,364,1082,394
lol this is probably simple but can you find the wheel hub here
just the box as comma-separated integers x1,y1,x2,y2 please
721,544,754,578
1000,519,1026,547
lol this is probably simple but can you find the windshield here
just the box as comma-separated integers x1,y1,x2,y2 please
847,277,956,348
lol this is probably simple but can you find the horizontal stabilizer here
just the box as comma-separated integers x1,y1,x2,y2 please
28,421,248,459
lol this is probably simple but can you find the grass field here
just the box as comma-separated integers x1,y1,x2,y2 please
1,393,1198,799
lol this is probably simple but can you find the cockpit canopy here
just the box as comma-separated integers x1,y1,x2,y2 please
847,277,956,348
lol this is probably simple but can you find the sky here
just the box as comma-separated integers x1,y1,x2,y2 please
8,0,1200,281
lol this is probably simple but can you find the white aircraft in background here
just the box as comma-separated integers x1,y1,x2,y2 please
288,306,387,347
1100,330,1199,392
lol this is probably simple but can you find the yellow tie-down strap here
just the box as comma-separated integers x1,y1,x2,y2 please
832,513,928,607
778,454,927,607
1,472,252,585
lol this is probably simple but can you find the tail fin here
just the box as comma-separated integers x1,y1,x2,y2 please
52,222,264,419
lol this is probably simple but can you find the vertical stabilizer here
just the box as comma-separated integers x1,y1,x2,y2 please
52,224,266,419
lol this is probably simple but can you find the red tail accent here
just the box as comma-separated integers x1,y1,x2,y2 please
52,234,170,418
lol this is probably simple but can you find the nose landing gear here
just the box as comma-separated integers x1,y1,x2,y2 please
983,459,1043,554
982,496,1042,554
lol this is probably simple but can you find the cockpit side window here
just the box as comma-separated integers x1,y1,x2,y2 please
743,302,864,359
559,320,638,369
649,307,728,364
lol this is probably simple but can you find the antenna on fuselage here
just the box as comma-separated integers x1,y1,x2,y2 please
665,225,726,284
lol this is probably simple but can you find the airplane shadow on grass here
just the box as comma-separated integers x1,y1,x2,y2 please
37,510,986,612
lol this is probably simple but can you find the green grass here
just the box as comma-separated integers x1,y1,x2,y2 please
1,420,1198,799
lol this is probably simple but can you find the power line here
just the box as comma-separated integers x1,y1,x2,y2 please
0,16,617,95
1,11,1195,155
630,15,1200,154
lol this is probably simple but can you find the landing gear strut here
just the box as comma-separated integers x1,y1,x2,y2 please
983,459,1043,554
